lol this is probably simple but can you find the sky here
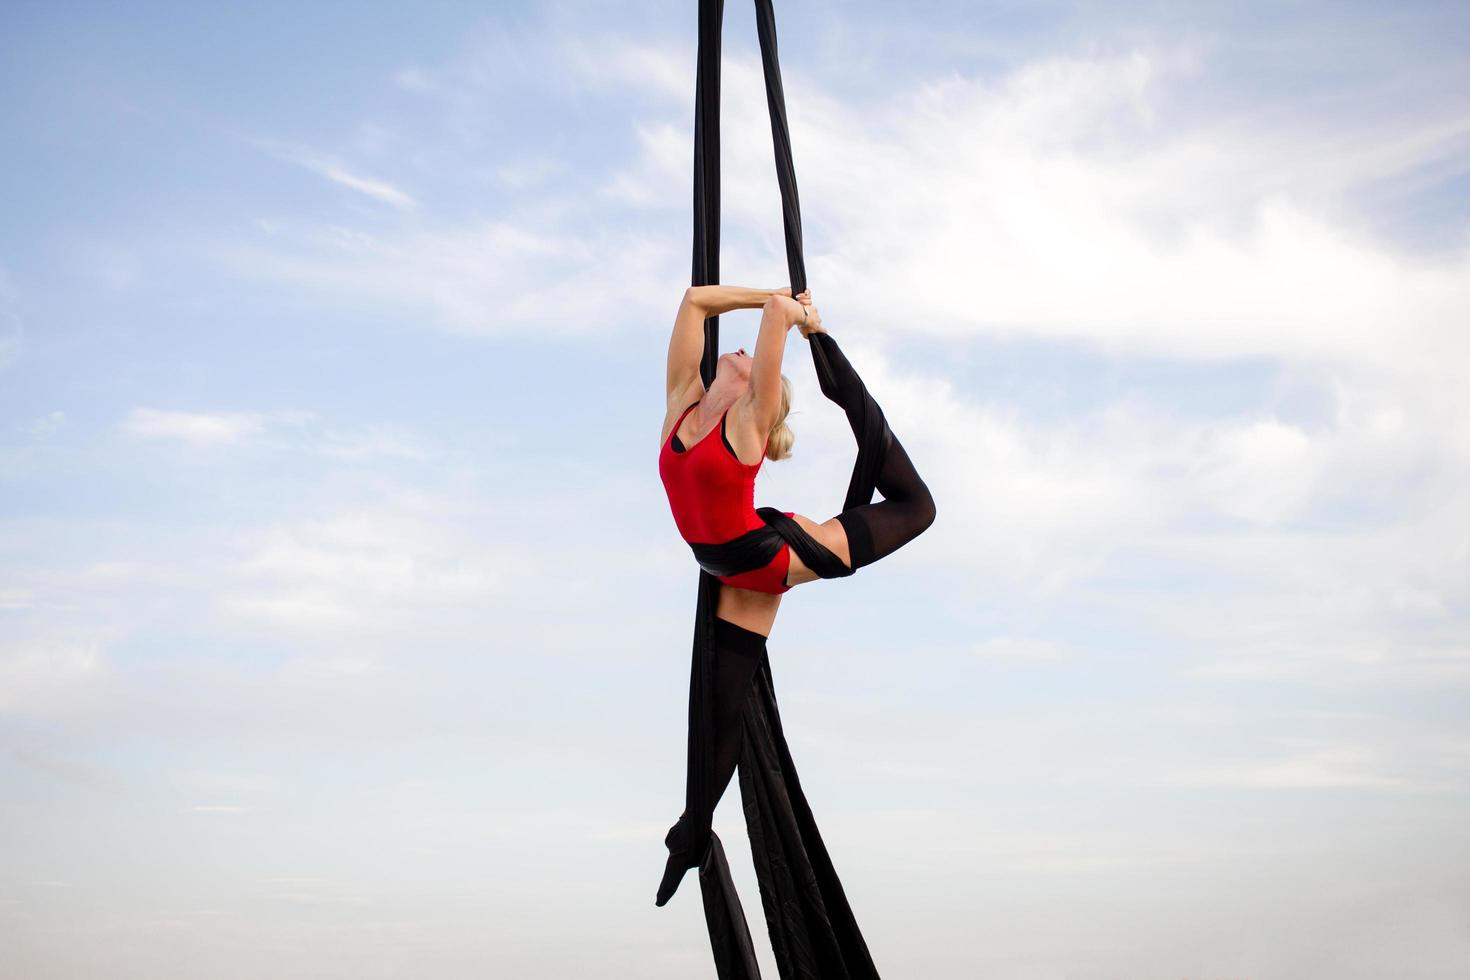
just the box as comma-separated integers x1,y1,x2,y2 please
2,0,1469,977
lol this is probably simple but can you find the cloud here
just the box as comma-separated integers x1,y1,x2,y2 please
24,16,1465,723
728,331,1470,709
117,407,434,460
215,218,680,339
246,135,417,210
310,162,416,209
567,34,1469,701
221,501,506,630
220,30,1470,381
610,44,1470,371
120,408,269,446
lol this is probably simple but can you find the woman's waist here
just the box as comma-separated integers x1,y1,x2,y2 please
660,469,763,543
669,505,767,545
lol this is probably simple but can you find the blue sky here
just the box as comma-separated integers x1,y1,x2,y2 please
3,1,1469,977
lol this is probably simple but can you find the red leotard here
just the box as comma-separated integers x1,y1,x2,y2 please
659,400,794,595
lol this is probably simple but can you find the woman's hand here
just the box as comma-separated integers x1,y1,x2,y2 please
797,304,824,337
772,294,813,328
772,289,822,335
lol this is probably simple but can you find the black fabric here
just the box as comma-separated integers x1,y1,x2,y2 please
660,1,902,977
809,331,937,569
657,617,767,908
710,618,767,804
839,436,935,568
689,506,853,581
670,559,883,980
689,520,786,578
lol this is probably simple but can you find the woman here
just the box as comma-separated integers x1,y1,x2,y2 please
655,282,937,906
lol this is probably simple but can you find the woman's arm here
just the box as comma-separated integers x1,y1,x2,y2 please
690,284,780,315
665,285,784,400
749,295,810,430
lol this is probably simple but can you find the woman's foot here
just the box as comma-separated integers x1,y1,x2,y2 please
655,816,707,907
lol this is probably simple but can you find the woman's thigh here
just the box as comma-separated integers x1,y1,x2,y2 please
715,585,781,636
782,513,853,587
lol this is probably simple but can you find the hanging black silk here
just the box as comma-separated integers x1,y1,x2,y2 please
666,1,888,976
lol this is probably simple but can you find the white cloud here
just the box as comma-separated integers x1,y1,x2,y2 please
312,162,415,209
121,408,268,445
225,35,1470,426
246,135,417,209
221,502,505,630
558,33,689,103
214,218,680,338
117,407,436,461
741,328,1470,701
649,46,1470,373
1190,418,1321,525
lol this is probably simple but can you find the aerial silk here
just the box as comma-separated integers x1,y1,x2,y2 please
661,0,889,976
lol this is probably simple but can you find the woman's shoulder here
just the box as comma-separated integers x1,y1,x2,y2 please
725,389,765,431
724,392,768,467
661,374,708,444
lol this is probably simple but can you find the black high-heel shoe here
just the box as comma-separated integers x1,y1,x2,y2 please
655,816,708,907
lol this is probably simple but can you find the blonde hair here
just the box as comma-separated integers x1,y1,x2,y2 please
765,374,795,461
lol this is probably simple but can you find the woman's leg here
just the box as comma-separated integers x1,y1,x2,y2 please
707,616,765,809
809,331,937,570
656,615,766,906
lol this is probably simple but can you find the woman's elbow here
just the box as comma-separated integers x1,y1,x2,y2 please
685,285,712,311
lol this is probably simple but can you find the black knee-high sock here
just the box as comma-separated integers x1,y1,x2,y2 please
657,616,765,906
808,332,937,570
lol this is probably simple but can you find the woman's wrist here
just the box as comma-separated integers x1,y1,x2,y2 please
780,295,807,325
